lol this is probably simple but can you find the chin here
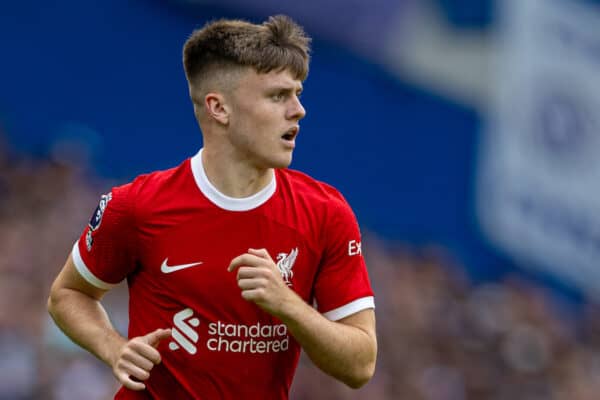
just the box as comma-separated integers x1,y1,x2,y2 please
271,160,292,169
269,154,293,169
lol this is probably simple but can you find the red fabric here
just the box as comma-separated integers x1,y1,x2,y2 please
76,159,373,400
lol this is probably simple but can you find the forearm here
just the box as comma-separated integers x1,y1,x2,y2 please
276,294,377,388
228,249,377,387
47,288,125,366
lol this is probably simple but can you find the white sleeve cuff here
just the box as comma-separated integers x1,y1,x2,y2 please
71,241,119,290
322,296,375,321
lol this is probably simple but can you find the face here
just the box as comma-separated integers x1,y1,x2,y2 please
225,68,306,169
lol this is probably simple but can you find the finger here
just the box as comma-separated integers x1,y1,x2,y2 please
227,254,245,272
129,341,162,365
240,288,265,302
120,360,151,382
227,253,263,272
121,349,155,372
143,328,172,348
248,248,273,261
116,370,146,391
238,278,267,290
236,266,265,280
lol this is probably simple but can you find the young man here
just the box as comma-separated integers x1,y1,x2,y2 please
48,15,376,399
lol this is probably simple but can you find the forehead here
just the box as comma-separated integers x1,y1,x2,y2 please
239,68,303,91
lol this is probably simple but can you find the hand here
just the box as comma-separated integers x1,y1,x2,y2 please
228,248,296,317
111,328,171,391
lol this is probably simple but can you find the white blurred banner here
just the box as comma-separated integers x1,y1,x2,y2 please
477,0,600,294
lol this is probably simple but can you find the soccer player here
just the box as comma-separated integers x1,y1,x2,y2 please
47,15,376,399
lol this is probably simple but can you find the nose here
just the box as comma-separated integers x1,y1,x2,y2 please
287,95,306,121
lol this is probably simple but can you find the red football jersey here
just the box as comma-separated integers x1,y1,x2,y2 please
73,149,374,400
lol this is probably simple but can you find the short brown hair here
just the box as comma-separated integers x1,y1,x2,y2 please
183,15,311,92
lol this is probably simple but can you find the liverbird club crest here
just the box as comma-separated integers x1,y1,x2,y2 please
276,248,298,286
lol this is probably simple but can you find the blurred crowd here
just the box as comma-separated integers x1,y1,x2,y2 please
2,145,600,400
293,243,600,400
0,140,125,400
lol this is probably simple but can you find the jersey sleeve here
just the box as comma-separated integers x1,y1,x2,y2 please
314,196,374,321
72,182,138,289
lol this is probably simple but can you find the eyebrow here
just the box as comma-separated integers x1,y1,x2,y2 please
268,84,303,94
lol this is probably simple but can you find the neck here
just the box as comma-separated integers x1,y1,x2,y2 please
201,146,274,198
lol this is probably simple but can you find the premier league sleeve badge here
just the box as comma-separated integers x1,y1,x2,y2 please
86,192,113,251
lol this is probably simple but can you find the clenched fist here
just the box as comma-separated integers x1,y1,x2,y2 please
111,328,171,390
228,248,298,317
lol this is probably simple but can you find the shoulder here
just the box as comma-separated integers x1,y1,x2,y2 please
277,168,348,206
276,168,356,224
124,158,192,197
129,160,190,195
109,159,193,214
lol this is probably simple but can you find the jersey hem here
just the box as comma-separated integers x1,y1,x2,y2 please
72,241,119,290
322,296,375,321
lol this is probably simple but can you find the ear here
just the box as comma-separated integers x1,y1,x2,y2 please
204,92,230,125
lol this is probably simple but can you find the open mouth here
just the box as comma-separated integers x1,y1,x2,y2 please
281,126,299,141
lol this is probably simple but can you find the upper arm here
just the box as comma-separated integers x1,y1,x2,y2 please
338,309,377,342
314,196,374,318
68,184,138,291
50,253,108,301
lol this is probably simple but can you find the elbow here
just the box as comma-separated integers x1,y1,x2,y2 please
47,284,65,320
47,289,58,319
344,360,376,389
343,331,378,389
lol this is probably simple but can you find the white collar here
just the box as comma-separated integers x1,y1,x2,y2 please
190,149,276,211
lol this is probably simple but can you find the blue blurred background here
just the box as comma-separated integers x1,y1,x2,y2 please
2,0,600,399
0,0,501,277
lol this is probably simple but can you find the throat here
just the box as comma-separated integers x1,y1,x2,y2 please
216,173,273,198
201,151,275,198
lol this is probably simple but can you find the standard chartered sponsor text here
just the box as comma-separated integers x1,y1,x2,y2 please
206,321,289,353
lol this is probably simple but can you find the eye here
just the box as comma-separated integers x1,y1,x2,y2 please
272,92,285,101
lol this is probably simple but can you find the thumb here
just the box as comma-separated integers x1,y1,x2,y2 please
143,328,172,348
248,248,272,261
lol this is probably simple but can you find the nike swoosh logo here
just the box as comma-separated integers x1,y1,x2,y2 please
161,258,203,274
